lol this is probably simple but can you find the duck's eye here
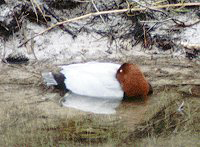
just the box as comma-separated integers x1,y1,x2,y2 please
119,69,123,73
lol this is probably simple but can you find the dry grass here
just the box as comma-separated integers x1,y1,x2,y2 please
1,107,128,146
120,87,200,146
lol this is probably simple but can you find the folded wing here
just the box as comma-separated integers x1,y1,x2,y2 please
60,62,123,99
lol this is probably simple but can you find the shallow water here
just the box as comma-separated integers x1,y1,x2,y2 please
0,59,199,146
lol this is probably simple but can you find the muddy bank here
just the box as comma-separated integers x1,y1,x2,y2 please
0,0,200,63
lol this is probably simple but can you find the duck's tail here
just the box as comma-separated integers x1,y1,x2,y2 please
42,72,58,86
42,72,68,92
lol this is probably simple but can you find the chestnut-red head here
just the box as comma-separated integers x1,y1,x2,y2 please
116,63,151,100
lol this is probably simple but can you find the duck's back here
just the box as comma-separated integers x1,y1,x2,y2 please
60,62,123,99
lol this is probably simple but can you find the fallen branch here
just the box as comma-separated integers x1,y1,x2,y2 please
18,2,200,47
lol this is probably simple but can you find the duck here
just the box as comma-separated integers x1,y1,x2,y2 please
42,62,152,101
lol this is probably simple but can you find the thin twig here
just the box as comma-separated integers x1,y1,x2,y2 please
140,18,173,23
18,2,200,47
33,0,48,23
30,0,38,22
173,19,200,27
30,32,38,60
91,0,106,24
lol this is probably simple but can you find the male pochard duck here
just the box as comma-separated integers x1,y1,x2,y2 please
42,62,152,101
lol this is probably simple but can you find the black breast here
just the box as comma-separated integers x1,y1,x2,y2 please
53,73,69,93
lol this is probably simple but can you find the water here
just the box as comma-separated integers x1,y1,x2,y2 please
62,93,123,114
